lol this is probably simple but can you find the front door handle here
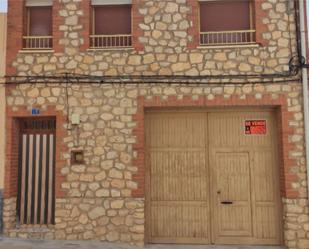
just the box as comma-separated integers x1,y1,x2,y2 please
221,201,233,205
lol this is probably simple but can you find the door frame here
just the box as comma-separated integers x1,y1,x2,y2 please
16,116,56,225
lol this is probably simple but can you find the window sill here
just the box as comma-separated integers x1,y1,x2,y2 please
87,47,134,52
19,49,54,54
197,43,260,49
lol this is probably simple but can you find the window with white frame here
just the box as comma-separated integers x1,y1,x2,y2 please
90,0,132,49
199,0,255,46
23,0,53,50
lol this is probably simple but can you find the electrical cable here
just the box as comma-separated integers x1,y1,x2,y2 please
3,76,301,86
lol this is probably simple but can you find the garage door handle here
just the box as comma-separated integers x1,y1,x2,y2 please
221,201,233,205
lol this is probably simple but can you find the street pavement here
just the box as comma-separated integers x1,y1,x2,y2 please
0,238,287,249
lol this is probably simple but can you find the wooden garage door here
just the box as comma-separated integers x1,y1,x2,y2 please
146,110,282,245
145,111,210,244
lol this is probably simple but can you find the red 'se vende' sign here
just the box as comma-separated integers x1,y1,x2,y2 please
245,120,267,135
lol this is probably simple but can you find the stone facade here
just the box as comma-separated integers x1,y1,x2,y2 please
7,0,295,76
3,0,309,249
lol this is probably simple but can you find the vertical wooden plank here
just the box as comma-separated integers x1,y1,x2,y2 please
26,134,34,224
34,134,40,224
51,132,56,224
20,134,28,224
40,134,47,224
47,134,54,224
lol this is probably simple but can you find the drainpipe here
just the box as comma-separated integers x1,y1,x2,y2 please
298,0,309,199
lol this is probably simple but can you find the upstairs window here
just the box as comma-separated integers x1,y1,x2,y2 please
90,0,132,49
23,0,53,50
199,0,255,46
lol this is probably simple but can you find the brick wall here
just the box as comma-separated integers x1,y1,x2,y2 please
253,0,270,46
6,0,24,76
132,0,144,51
79,0,91,52
52,0,63,53
187,0,199,49
5,0,294,77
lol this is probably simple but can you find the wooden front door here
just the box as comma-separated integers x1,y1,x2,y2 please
17,118,56,225
146,109,282,245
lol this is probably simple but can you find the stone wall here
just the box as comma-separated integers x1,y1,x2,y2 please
3,82,309,248
284,199,309,249
3,0,309,248
7,0,296,76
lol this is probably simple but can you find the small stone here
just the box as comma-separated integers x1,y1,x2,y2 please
106,231,119,242
71,206,80,218
83,55,94,64
66,60,78,69
214,53,227,61
65,15,78,26
110,200,124,209
239,63,251,72
109,169,123,179
171,62,191,72
130,225,144,234
94,147,104,156
27,88,39,98
95,171,106,181
89,182,100,191
120,152,131,164
190,53,203,64
79,214,88,224
111,217,125,226
95,189,109,197
111,179,125,189
80,174,94,182
128,55,142,65
166,2,178,13
88,207,106,220
101,113,114,121
24,55,34,64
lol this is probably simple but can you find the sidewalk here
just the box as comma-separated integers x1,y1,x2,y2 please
0,238,286,249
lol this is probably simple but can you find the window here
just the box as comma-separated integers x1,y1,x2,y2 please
199,0,255,46
23,0,53,50
90,0,132,49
